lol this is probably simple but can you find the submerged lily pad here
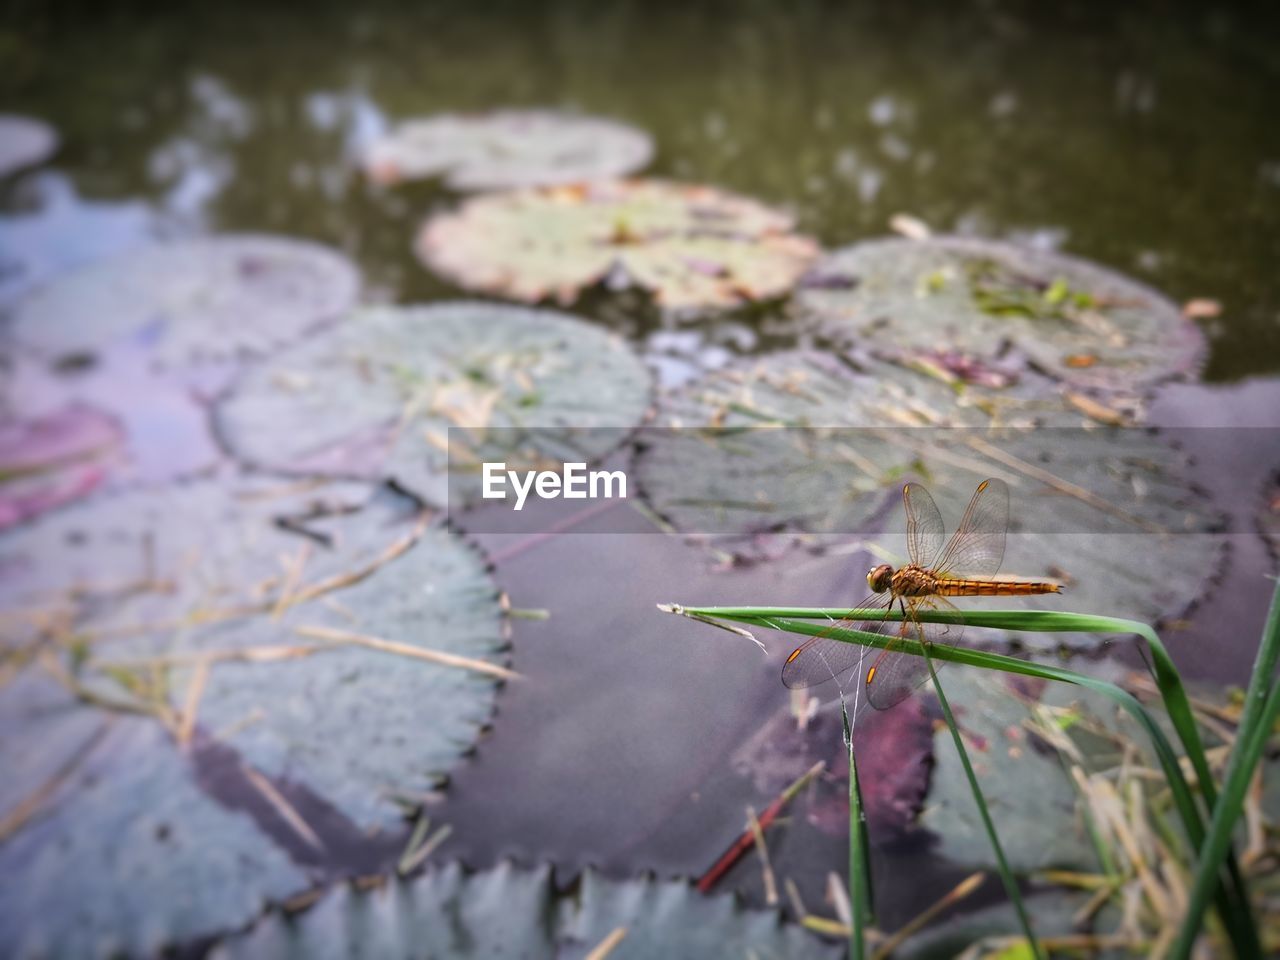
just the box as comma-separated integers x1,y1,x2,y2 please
364,109,654,190
417,180,821,313
0,115,58,177
795,237,1204,391
9,235,361,368
732,698,933,839
210,861,837,960
0,404,124,530
0,477,506,833
215,301,653,507
635,351,1223,643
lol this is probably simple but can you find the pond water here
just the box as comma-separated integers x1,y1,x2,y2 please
3,0,1280,952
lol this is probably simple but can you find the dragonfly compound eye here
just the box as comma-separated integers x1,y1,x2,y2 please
866,564,893,593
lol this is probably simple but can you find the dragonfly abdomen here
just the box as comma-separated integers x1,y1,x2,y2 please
931,577,1061,596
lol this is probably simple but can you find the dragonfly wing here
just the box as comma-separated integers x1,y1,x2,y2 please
865,596,964,710
781,594,891,690
932,477,1009,579
903,482,946,568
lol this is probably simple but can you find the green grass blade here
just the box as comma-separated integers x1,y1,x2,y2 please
842,703,870,960
922,646,1043,959
1170,578,1280,960
667,604,1257,954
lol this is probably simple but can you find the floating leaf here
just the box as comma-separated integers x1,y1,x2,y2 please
0,477,506,832
417,180,821,313
209,861,837,959
795,237,1205,390
215,301,652,507
0,115,58,177
0,672,309,960
732,699,932,839
0,174,156,308
920,671,1097,873
9,234,361,368
0,404,124,530
364,108,654,190
634,350,1223,644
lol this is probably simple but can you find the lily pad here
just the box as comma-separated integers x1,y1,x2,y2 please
417,180,822,313
732,698,933,839
210,861,837,960
0,477,507,831
0,173,156,309
0,672,309,960
0,404,124,530
215,301,653,507
363,109,654,190
9,234,361,368
0,115,58,177
794,237,1205,391
635,351,1224,644
919,672,1098,873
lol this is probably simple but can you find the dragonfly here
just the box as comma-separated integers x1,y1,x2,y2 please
781,477,1062,710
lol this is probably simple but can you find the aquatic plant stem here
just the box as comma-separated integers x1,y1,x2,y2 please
1170,578,1280,960
842,703,869,960
920,644,1042,960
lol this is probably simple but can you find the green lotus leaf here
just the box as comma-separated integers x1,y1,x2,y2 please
0,672,309,960
209,861,837,959
364,108,654,190
10,234,361,368
919,671,1099,873
417,180,821,313
0,477,506,833
634,350,1223,645
794,237,1205,391
215,301,653,507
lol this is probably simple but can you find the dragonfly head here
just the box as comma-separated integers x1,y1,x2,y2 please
867,564,894,594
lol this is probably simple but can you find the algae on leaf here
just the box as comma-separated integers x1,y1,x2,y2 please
364,108,654,190
10,234,361,368
417,180,821,313
795,237,1204,391
215,301,653,507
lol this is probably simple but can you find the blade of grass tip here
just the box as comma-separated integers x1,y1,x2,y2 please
921,646,1043,960
676,606,1256,954
1170,579,1280,960
842,702,869,960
